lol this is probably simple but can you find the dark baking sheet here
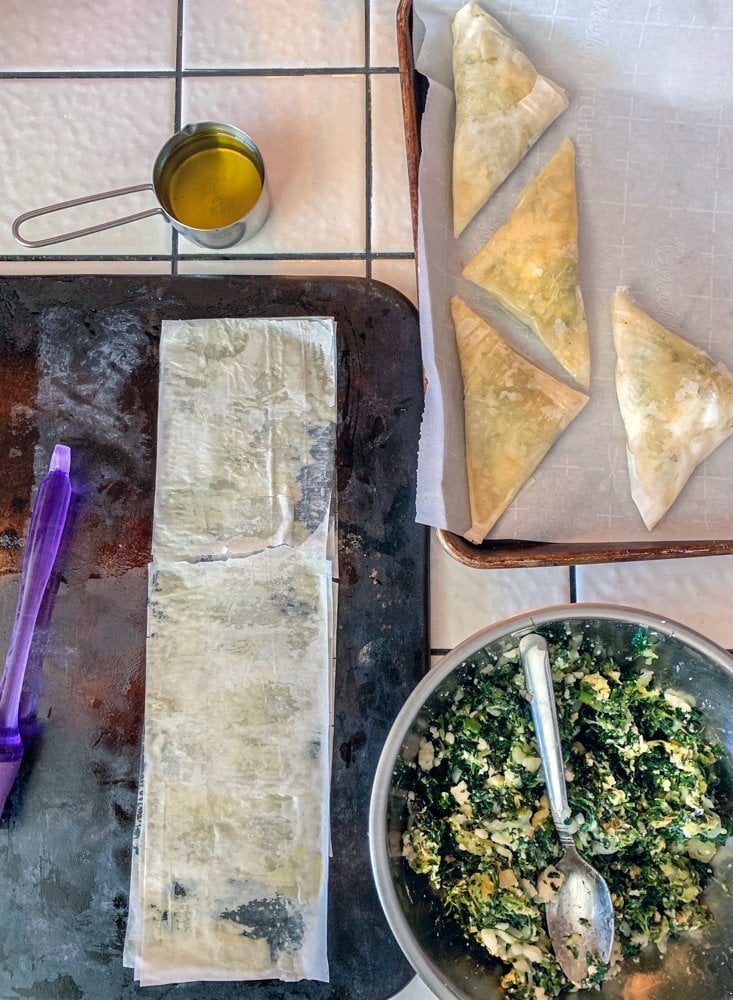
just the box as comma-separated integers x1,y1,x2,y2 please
0,275,428,1000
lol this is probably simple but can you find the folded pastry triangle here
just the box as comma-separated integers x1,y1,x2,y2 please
463,139,590,387
452,297,588,543
452,2,568,238
612,288,733,530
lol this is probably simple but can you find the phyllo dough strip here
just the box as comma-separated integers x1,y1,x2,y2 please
125,316,336,985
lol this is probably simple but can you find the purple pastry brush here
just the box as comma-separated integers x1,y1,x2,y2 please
0,445,71,816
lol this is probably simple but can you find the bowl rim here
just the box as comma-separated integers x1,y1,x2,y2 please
368,602,733,1000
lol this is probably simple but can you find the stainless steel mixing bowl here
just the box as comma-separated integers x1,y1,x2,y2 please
369,604,733,1000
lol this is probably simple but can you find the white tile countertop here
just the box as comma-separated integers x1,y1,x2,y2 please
2,2,733,998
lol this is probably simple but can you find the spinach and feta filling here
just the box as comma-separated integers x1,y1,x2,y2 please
402,627,732,999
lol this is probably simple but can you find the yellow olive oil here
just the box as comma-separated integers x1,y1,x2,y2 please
160,131,264,230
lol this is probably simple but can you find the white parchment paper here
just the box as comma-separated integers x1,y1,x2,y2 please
415,0,733,542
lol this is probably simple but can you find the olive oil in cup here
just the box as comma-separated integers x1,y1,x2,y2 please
159,127,265,232
12,121,270,250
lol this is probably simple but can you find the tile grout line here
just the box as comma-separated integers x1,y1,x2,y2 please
0,70,177,79
0,67,401,81
0,252,415,263
170,0,185,275
364,0,373,279
185,66,400,77
176,251,415,261
0,255,176,263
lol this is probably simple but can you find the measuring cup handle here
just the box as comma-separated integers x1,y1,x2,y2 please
11,183,163,248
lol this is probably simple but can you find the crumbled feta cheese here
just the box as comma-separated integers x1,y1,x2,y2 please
582,672,611,700
663,687,697,711
498,868,518,888
450,780,470,807
535,865,565,903
418,738,435,771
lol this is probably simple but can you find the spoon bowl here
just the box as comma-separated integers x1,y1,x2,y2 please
547,845,615,985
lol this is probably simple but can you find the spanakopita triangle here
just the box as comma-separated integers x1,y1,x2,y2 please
612,288,733,530
452,297,588,543
452,2,568,237
463,139,590,387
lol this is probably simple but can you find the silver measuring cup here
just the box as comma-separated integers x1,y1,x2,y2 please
12,121,270,251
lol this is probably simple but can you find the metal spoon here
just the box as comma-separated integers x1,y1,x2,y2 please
519,632,614,987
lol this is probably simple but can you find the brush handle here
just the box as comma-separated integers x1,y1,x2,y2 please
0,446,71,732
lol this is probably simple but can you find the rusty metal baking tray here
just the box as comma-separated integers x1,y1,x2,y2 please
0,274,428,1000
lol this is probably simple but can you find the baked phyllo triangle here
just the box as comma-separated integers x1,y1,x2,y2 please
452,2,568,238
612,287,733,530
452,297,588,543
463,139,590,387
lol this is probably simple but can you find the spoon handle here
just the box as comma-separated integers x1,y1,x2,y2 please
519,633,573,845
